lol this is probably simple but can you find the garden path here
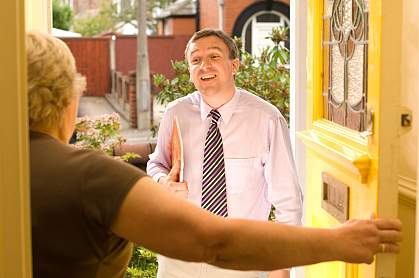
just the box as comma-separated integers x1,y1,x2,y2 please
78,96,160,144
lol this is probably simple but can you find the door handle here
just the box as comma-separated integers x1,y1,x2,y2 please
360,109,374,139
360,130,373,139
401,112,412,127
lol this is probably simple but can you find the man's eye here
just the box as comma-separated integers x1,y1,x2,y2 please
191,59,200,64
211,55,219,59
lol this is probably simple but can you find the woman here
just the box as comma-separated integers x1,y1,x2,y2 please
28,31,401,278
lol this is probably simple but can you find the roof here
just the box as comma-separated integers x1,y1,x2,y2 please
114,21,138,35
52,28,82,38
155,0,197,19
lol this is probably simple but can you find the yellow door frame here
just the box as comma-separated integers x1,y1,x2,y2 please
0,0,32,277
0,0,51,277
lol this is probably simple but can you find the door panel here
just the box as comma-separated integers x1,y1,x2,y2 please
298,0,401,277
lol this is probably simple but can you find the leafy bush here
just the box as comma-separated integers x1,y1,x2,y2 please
153,26,290,122
75,112,125,155
126,247,158,278
72,0,119,36
153,60,196,104
52,0,73,30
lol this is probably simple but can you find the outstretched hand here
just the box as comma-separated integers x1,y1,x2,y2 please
335,216,402,264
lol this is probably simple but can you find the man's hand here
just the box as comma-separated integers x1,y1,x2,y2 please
335,217,402,264
159,161,188,198
268,269,289,278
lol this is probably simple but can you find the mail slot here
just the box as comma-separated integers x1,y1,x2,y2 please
321,172,349,223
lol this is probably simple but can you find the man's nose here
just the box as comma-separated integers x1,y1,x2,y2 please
200,58,212,69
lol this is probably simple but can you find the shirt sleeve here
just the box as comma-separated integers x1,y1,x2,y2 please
146,108,173,181
265,115,303,226
80,150,146,232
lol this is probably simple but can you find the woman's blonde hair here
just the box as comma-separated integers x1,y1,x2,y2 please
27,31,86,130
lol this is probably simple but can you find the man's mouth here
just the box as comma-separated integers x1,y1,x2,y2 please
200,74,216,81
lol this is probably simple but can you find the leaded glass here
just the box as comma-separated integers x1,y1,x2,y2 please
323,0,369,131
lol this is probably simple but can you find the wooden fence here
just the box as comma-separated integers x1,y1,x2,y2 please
60,35,190,127
62,37,110,97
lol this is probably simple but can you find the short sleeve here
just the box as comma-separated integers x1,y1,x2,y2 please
80,151,146,232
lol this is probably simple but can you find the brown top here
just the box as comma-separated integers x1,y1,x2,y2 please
30,131,145,278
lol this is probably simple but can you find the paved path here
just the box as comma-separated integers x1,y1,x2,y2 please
78,96,161,144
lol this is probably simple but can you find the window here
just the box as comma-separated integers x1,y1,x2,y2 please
232,2,290,58
242,11,289,57
323,0,369,131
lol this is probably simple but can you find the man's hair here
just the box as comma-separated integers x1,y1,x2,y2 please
185,28,239,60
27,31,86,130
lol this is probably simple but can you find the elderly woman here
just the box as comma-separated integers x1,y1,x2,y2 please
28,31,402,278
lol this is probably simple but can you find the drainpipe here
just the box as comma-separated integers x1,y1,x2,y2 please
195,0,200,31
217,0,224,30
265,0,273,11
110,35,116,94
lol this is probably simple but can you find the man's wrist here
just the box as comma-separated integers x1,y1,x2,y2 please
154,173,168,183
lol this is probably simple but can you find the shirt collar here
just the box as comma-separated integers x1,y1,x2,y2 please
199,88,241,125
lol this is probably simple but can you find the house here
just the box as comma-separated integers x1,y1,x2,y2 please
3,1,419,277
156,0,290,56
155,0,197,35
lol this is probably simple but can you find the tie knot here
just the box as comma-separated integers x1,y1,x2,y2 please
209,109,221,123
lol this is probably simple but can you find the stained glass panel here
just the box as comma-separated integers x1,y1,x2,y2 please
347,45,364,106
322,0,369,131
331,45,345,104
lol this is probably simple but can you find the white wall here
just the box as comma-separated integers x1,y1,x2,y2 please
397,0,419,276
290,0,307,277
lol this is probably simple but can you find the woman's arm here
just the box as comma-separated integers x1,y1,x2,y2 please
111,176,401,271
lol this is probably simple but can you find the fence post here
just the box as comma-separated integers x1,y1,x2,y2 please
128,71,138,128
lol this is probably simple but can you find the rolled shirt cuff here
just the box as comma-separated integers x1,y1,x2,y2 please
153,173,168,183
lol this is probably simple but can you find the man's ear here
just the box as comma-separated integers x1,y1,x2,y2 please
187,62,192,81
231,58,240,75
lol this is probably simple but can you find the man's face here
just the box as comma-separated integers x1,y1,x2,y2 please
186,36,239,97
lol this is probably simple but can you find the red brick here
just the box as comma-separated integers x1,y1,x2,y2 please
199,0,219,29
199,0,289,35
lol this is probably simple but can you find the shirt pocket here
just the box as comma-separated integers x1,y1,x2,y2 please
224,157,259,195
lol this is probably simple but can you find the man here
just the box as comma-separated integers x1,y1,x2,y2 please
147,28,303,278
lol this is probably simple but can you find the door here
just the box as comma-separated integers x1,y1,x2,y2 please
1,0,36,277
298,0,402,277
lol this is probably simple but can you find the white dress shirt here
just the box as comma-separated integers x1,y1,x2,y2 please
147,88,303,278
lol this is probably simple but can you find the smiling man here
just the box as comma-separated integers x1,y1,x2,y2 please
147,29,303,278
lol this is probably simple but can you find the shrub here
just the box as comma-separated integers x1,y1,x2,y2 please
52,0,73,31
75,112,125,155
72,0,119,36
126,247,158,278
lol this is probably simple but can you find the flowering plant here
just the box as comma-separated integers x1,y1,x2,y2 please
74,112,138,161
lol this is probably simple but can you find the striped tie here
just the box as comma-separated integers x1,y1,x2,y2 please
201,109,228,217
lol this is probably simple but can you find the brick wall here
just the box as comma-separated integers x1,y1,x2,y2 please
199,0,219,29
199,0,289,35
172,18,196,35
158,17,196,36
